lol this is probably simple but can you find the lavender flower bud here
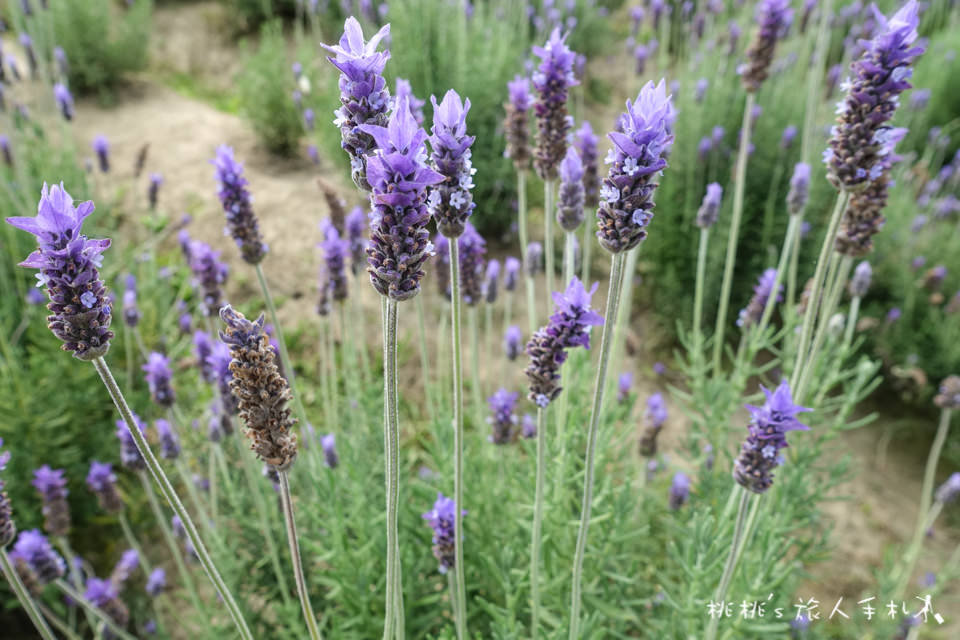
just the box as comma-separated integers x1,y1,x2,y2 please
186,240,229,317
0,136,12,168
32,466,70,537
483,259,500,304
521,413,536,439
487,389,519,444
696,182,723,229
923,265,947,291
116,414,147,471
344,205,368,276
86,461,123,514
146,568,166,597
504,256,520,292
909,88,931,111
780,125,797,150
556,147,585,231
504,325,522,361
320,219,349,303
532,29,578,181
219,305,298,471
525,241,543,276
308,144,320,165
934,375,960,409
428,89,476,238
574,121,599,209
738,268,782,328
154,419,181,461
733,380,811,494
525,278,604,407
849,261,872,297
934,472,960,504
319,180,347,231
639,393,668,456
360,96,444,300
825,1,923,191
93,135,110,173
85,577,130,632
617,371,632,404
122,274,139,328
322,18,392,191
394,78,425,126
110,549,139,587
321,433,339,469
422,492,465,574
143,352,175,408
596,80,674,253
10,530,65,585
6,184,114,360
698,137,712,161
503,75,533,170
0,440,15,547
633,45,648,75
786,162,811,215
669,472,690,510
458,222,487,306
213,146,267,264
147,173,162,210
193,330,215,383
740,0,793,93
52,82,74,121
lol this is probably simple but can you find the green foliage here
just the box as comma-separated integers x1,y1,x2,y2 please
237,21,305,155
51,0,153,98
225,0,299,32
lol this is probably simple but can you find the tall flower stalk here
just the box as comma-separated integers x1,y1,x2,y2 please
504,75,535,335
5,184,254,640
569,80,674,638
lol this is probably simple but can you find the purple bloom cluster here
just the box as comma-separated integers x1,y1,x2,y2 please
213,145,268,264
525,278,604,407
504,325,523,361
574,121,600,210
458,222,487,306
428,89,476,238
395,78,425,125
320,219,350,303
321,433,339,469
696,183,723,229
32,466,70,537
86,461,123,514
208,341,238,417
6,184,114,360
487,388,520,444
532,29,578,181
10,529,65,586
53,83,73,121
733,380,811,494
193,331,216,383
504,257,520,292
596,81,674,253
617,371,633,404
322,18,392,191
525,241,543,277
85,576,130,631
935,473,960,504
849,261,872,297
143,351,175,408
556,147,585,231
146,567,166,597
503,75,533,170
740,0,793,93
344,205,368,276
122,274,139,328
824,0,923,191
483,259,500,304
148,173,163,210
934,375,960,410
640,393,668,456
738,268,782,328
155,419,181,461
421,492,465,574
116,414,148,471
361,96,444,301
93,135,110,173
669,472,690,510
110,549,140,586
786,163,811,215
184,238,229,317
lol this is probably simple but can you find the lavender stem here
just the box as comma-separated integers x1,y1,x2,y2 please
279,471,323,639
544,180,556,311
796,255,853,400
0,549,57,640
843,296,861,348
448,239,468,639
705,488,752,640
53,579,138,640
518,171,537,336
382,299,404,639
530,406,548,637
118,511,152,575
693,228,711,361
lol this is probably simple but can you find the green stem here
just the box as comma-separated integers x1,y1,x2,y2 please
518,171,536,337
55,536,97,631
843,296,861,349
54,579,138,640
37,602,82,640
254,263,309,429
448,240,468,640
705,488,751,640
712,92,756,376
544,179,556,306
796,255,852,401
530,406,548,638
469,305,482,428
693,228,710,363
92,358,252,639
279,471,323,640
580,209,592,284
569,250,627,639
118,511,152,574
0,549,57,640
382,299,404,640
757,215,801,335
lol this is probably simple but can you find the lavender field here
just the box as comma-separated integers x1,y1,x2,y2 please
1,1,960,638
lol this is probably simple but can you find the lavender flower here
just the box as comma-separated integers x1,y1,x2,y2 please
93,135,110,173
824,1,923,190
116,414,148,470
148,173,162,210
740,0,793,93
532,29,578,181
780,125,798,150
617,371,632,404
556,147,585,231
504,325,523,361
422,493,465,574
344,205,368,276
51,82,73,120
308,145,320,165
314,433,337,469
155,419,181,461
521,413,536,438
487,388,519,444
320,219,349,303
934,375,960,409
733,380,811,494
6,184,114,360
696,182,723,229
695,78,709,103
596,80,674,253
394,78,425,125
186,240,229,317
303,108,316,131
849,261,872,297
504,256,520,292
574,121,599,209
525,278,604,407
360,96,444,300
886,307,901,324
934,472,960,504
193,330,215,383
110,549,139,586
0,136,12,167
639,393,668,456
633,45,648,75
32,466,70,537
503,75,533,170
122,274,139,328
146,568,166,597
525,241,543,276
483,259,500,304
86,461,122,514
322,18,392,191
84,577,129,631
825,63,842,98
10,529,65,585
143,352,175,408
219,305,298,471
0,439,14,547
738,268,782,328
213,146,268,264
458,222,486,306
669,472,690,510
428,89,476,238
786,162,811,215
